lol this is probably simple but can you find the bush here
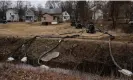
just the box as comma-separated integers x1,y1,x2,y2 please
117,24,133,33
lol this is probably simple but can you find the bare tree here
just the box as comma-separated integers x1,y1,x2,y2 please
0,0,12,19
45,0,61,9
15,1,32,21
15,0,25,21
108,1,132,29
108,1,120,29
37,4,43,21
59,1,77,20
75,1,90,24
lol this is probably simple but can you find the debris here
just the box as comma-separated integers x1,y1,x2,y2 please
40,65,50,70
7,57,15,62
21,57,27,63
86,22,95,33
59,39,62,42
118,69,133,76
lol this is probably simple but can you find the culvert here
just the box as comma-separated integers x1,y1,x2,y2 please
1,36,133,77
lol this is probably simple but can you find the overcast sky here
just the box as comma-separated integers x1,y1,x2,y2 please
11,0,132,8
10,0,47,8
29,0,47,7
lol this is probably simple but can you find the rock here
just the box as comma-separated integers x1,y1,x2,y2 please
41,52,60,62
40,65,50,70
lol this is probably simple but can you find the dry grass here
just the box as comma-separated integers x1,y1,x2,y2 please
0,62,131,80
0,22,80,37
0,63,81,80
0,22,133,42
0,22,106,39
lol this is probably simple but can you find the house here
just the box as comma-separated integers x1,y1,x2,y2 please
6,9,19,22
92,9,103,20
25,9,36,22
91,6,103,21
41,8,62,25
62,11,70,22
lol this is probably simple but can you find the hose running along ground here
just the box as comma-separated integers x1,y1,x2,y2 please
108,38,122,70
37,35,80,65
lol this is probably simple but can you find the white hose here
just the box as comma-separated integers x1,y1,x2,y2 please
109,38,133,76
108,38,122,70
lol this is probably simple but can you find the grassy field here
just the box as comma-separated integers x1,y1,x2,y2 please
0,22,133,42
0,22,80,36
0,22,105,38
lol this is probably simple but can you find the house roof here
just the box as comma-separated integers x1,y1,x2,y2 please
25,9,34,14
42,8,62,14
90,6,97,11
6,8,18,13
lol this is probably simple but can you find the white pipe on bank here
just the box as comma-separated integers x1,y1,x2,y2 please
21,56,27,63
108,37,133,77
7,57,15,62
118,69,133,76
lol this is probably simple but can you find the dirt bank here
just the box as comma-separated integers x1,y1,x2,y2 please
0,36,133,76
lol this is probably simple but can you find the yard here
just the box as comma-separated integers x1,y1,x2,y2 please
0,22,103,38
0,22,133,42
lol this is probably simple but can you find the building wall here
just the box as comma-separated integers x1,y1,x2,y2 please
92,9,103,20
6,9,19,21
25,10,35,22
62,11,70,22
41,14,58,23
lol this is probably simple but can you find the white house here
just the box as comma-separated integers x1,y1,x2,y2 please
6,9,19,22
91,6,103,21
25,9,35,22
92,9,103,20
62,11,70,22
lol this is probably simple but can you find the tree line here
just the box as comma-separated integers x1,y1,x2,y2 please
0,0,41,21
0,0,133,30
45,1,133,30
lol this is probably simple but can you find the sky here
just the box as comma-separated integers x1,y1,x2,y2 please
10,0,47,8
28,0,47,7
10,0,133,8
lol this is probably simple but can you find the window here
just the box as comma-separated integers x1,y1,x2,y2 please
64,16,66,19
11,15,14,19
44,17,46,20
53,16,56,20
65,13,67,15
